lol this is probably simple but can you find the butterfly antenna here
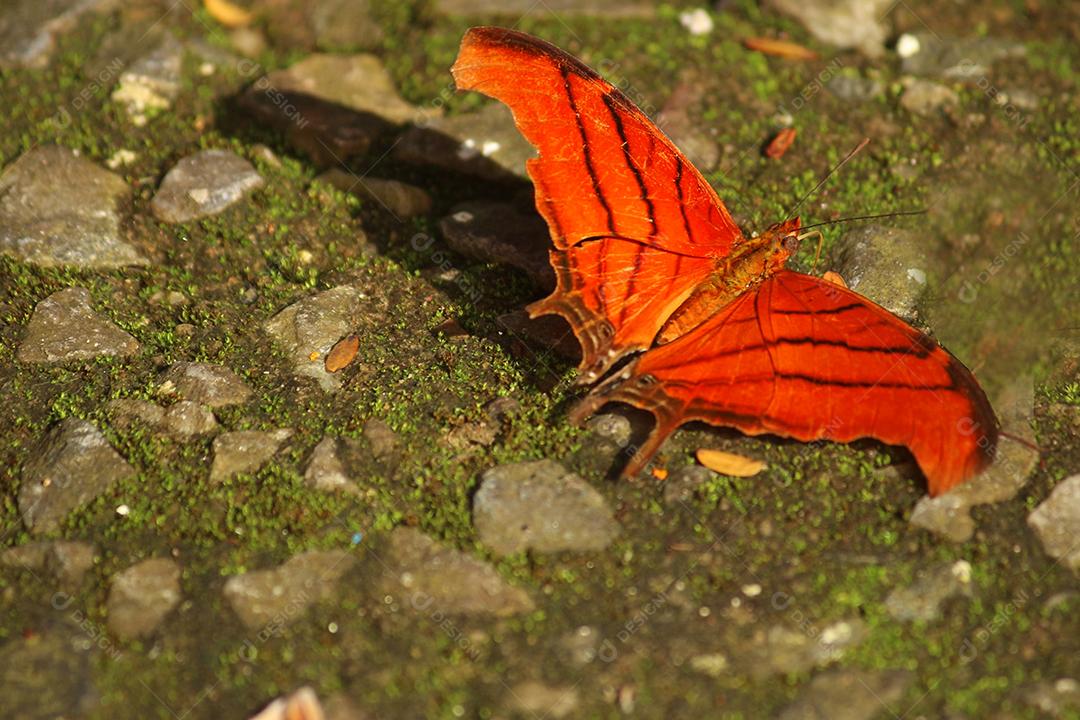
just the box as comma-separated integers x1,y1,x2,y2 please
785,137,870,219
798,208,928,231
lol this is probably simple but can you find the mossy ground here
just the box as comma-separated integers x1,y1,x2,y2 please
0,1,1077,718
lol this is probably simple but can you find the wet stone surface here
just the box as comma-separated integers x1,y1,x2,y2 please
158,361,252,408
376,527,534,617
317,169,432,219
831,225,930,324
264,285,384,392
17,287,139,363
1027,474,1080,572
106,557,182,640
255,53,440,126
438,201,554,290
0,0,119,69
884,560,973,621
473,459,620,556
1,539,95,590
777,668,914,720
151,149,265,223
224,550,358,629
0,146,145,268
109,398,218,439
0,627,101,718
111,32,182,119
768,0,891,57
18,418,136,535
210,429,294,482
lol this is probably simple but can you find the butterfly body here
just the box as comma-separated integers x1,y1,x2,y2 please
452,27,998,495
656,218,802,344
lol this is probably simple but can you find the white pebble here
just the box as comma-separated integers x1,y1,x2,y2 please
897,33,921,58
116,504,130,516
679,9,714,36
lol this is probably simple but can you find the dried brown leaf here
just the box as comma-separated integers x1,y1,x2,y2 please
743,37,819,61
764,127,797,159
204,0,253,28
324,335,359,373
696,448,767,477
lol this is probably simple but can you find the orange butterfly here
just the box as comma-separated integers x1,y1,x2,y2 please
452,27,998,496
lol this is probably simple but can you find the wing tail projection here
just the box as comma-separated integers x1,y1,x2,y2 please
574,271,999,495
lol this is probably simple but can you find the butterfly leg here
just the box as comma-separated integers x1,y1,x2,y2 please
568,362,685,478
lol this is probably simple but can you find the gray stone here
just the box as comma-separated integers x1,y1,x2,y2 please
109,398,218,439
317,169,431,219
377,527,534,617
264,285,378,392
899,32,1026,79
663,465,715,506
158,361,252,408
46,541,96,589
363,418,399,461
0,541,50,570
18,418,135,535
304,436,362,494
0,629,99,718
745,619,867,677
438,202,554,290
0,0,119,69
826,73,883,101
473,459,619,556
313,0,383,50
224,550,358,629
911,376,1038,542
1023,678,1080,718
767,0,891,57
394,103,532,181
210,429,293,482
900,79,960,117
106,558,182,640
257,53,439,126
1027,474,1080,572
778,669,914,720
17,287,139,363
831,225,930,324
0,146,144,268
884,560,973,621
434,0,654,17
586,413,632,449
0,540,95,589
505,681,580,719
151,150,265,223
111,33,182,116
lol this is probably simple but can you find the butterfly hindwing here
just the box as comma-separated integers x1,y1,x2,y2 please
578,271,998,495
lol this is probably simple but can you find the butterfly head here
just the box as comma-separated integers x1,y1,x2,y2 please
762,217,803,271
